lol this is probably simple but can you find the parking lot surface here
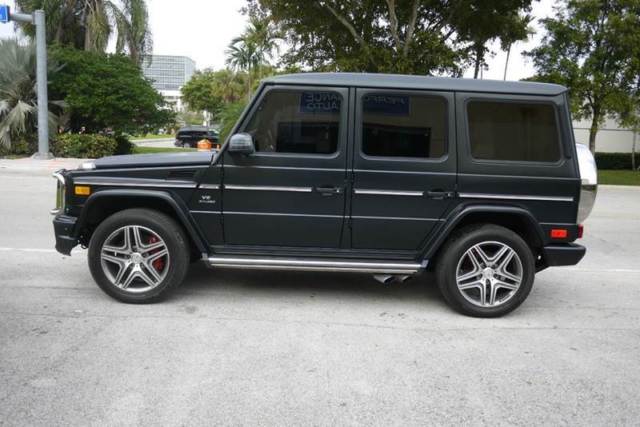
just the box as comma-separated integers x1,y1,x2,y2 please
1,166,639,426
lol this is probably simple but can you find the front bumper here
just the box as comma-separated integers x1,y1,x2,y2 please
543,243,586,267
53,214,79,255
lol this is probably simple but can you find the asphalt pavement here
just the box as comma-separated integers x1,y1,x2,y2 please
1,163,639,426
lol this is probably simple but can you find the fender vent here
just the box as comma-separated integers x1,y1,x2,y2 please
167,170,196,180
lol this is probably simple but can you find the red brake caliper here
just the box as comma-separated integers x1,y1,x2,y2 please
148,235,165,272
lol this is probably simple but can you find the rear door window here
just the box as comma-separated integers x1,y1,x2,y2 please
466,101,561,162
361,93,447,159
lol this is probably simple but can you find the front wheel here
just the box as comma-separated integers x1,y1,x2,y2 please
88,209,190,303
436,224,535,317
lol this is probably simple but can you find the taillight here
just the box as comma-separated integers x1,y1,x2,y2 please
577,224,584,239
550,228,568,239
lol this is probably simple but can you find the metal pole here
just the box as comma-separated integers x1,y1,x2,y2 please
33,10,51,159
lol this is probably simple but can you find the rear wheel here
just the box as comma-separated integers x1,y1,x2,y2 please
436,224,535,317
88,209,190,303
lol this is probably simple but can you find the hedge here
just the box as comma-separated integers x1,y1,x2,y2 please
52,134,121,158
594,152,638,170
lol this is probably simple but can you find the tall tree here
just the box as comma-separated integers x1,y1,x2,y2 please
48,47,172,134
226,39,259,99
526,0,640,153
226,17,278,98
245,0,533,76
244,16,280,78
181,69,247,118
15,0,152,64
451,0,532,79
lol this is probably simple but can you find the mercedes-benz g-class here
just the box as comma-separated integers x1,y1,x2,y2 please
51,73,598,317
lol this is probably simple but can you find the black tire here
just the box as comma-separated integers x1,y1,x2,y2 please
435,224,535,318
88,208,190,303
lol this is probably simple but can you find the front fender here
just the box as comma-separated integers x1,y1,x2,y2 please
75,189,208,253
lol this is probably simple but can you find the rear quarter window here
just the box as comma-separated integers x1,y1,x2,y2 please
467,101,561,163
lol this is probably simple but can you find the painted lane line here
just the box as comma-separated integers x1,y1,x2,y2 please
0,247,58,253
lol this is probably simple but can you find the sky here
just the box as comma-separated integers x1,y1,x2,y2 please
0,0,556,81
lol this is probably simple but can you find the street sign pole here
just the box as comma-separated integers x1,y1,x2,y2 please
2,7,52,159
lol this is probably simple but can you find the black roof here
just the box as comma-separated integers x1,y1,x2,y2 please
263,72,566,96
178,125,216,133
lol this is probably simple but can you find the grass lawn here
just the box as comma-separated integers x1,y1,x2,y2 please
598,170,640,186
130,134,174,141
132,146,195,154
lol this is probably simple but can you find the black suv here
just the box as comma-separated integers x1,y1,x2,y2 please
174,125,219,149
52,73,597,317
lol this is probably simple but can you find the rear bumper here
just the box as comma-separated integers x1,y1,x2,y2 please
543,243,586,267
53,214,79,255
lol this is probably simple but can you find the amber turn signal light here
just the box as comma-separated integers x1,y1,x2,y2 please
74,185,91,196
550,228,568,239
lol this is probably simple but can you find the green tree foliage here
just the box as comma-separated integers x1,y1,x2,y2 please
0,39,63,151
181,69,247,119
227,17,280,97
15,0,151,64
246,0,532,76
49,47,174,135
218,100,248,143
526,0,640,153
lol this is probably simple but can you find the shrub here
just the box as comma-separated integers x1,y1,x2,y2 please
114,135,134,155
594,152,638,170
52,134,118,158
0,137,36,157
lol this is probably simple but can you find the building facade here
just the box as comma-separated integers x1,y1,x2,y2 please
142,55,196,112
573,118,638,153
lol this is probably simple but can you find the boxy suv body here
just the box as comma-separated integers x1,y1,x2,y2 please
51,73,598,317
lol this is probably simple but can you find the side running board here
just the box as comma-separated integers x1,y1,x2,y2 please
206,256,425,274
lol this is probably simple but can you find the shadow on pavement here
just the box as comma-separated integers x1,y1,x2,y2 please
176,262,441,303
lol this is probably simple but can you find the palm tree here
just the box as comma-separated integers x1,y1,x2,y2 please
244,17,279,79
15,0,151,64
0,39,63,150
226,17,279,99
226,39,259,100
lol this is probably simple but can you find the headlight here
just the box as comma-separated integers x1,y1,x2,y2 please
576,144,598,223
51,172,66,215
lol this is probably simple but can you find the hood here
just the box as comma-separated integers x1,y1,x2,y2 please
91,151,216,170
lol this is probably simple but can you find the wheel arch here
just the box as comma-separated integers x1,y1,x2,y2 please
75,189,208,254
423,204,546,268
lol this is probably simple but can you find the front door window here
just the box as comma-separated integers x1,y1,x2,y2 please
221,87,348,248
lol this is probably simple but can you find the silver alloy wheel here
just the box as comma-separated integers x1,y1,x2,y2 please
455,240,523,308
100,225,170,293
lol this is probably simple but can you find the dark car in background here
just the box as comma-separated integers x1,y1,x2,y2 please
174,126,219,149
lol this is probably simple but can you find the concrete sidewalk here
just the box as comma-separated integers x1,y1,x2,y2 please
0,157,89,175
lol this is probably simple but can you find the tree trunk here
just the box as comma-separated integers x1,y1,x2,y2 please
632,129,637,171
473,54,481,79
473,44,484,79
503,44,512,81
588,114,599,154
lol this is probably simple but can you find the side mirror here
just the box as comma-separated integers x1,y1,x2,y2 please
228,133,255,155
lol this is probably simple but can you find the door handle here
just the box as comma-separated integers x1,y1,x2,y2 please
426,190,455,200
314,185,343,196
